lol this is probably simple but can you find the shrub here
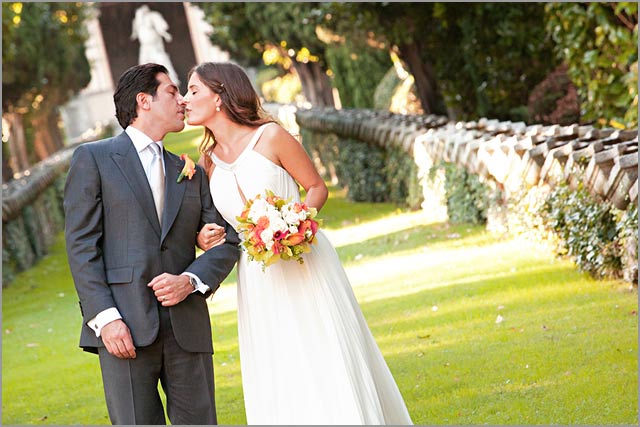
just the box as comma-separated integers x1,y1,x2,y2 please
540,182,626,279
441,162,491,224
528,63,580,126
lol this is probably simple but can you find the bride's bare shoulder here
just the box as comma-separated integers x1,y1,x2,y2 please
262,122,299,146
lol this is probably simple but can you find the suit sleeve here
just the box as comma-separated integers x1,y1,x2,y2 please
185,165,240,297
64,145,115,323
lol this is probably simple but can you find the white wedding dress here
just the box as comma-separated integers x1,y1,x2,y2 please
209,123,413,425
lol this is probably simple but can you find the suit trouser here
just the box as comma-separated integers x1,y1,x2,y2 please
97,304,217,425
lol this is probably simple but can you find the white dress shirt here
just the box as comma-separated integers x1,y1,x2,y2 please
86,126,209,337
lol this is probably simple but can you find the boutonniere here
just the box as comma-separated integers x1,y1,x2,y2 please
177,154,196,183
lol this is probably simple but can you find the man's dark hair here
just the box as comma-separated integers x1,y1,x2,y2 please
113,63,169,129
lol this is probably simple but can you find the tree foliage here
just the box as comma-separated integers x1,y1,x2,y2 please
321,2,447,115
545,2,638,128
2,2,91,173
430,3,556,122
2,2,91,111
199,2,635,126
199,2,334,106
198,3,263,67
323,33,390,109
322,2,555,121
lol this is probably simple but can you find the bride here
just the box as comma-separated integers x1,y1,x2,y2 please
185,62,412,425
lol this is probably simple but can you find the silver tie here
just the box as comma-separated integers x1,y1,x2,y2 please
148,142,165,224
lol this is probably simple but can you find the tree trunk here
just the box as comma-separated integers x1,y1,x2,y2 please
4,112,30,173
32,110,57,161
293,62,318,105
292,61,335,107
2,137,14,182
47,109,65,150
398,40,446,116
309,61,335,107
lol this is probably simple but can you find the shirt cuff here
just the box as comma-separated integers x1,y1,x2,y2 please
182,272,210,294
87,307,122,338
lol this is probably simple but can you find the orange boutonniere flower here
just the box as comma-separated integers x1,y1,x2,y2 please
177,154,196,183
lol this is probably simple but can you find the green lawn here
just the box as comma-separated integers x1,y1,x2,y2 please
1,129,637,425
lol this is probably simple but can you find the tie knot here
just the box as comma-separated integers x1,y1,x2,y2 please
149,142,162,156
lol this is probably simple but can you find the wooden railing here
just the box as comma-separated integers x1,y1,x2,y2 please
295,107,638,211
2,144,81,286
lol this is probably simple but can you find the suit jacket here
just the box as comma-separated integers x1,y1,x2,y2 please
64,131,239,354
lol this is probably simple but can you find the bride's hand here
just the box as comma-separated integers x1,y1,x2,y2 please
197,223,226,250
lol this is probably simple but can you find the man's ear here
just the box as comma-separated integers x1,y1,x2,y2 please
136,92,151,111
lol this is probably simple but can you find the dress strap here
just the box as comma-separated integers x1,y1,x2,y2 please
245,122,273,152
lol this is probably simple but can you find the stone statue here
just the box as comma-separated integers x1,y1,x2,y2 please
130,5,181,86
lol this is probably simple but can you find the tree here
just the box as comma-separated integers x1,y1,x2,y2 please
322,2,556,121
430,3,556,121
319,26,391,109
200,2,335,106
546,2,638,128
321,2,447,115
2,2,91,175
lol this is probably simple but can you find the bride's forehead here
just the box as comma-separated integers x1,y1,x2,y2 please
188,74,203,84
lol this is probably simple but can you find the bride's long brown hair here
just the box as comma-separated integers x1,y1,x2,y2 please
188,62,274,174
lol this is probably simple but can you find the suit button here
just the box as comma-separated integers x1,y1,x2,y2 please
160,245,167,251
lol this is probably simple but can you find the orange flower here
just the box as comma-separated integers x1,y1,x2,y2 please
256,216,270,229
283,233,305,246
177,154,196,183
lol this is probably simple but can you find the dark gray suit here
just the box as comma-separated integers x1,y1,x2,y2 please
64,131,239,424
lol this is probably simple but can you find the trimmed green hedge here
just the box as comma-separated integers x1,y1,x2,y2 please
300,129,423,208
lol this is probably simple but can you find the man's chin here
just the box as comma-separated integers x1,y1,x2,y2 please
170,122,186,133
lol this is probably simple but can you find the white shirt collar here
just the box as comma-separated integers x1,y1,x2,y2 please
125,126,164,153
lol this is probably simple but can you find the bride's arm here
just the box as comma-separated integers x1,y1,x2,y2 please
265,125,328,211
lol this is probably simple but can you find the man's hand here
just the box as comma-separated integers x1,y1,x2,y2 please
148,273,192,307
197,223,226,251
101,319,136,359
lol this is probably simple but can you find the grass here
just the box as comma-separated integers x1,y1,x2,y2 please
1,129,637,425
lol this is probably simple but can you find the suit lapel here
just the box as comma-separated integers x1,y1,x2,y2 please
110,133,162,237
161,150,186,243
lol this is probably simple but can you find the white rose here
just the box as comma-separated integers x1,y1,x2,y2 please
260,228,274,245
270,218,288,233
248,198,269,222
284,210,300,225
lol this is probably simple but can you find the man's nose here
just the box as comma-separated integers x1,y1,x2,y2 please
178,93,187,104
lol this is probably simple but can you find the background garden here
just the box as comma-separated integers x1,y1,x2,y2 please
2,2,638,425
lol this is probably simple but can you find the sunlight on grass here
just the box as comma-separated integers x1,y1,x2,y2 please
323,208,447,248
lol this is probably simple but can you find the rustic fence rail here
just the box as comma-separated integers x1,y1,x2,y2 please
2,143,81,286
295,106,638,282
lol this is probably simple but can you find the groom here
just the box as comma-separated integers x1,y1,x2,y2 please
64,63,239,424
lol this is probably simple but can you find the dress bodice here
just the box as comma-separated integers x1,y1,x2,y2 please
209,123,301,231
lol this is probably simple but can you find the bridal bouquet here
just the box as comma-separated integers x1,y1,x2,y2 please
236,190,321,269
